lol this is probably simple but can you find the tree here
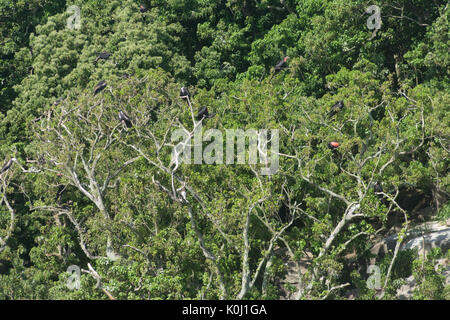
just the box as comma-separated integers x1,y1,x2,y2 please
0,0,448,300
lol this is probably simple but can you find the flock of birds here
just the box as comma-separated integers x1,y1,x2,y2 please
94,83,217,130
0,11,389,229
87,8,341,149
1,15,366,192
91,52,223,128
0,54,347,175
88,40,293,126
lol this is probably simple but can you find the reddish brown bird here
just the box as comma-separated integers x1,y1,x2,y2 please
328,141,340,149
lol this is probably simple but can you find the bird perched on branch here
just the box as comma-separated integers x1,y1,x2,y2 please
180,86,190,99
196,106,215,121
328,141,342,162
274,56,289,74
94,52,111,65
328,101,344,117
373,182,383,194
0,158,17,174
140,4,148,13
328,141,340,150
118,111,133,128
94,52,111,63
372,181,388,205
93,80,107,95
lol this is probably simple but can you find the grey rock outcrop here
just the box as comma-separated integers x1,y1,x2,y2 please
371,221,450,260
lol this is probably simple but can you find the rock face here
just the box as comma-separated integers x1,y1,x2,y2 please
370,221,450,260
395,258,449,300
369,220,450,300
440,259,450,287
396,275,417,300
278,254,312,300
278,220,449,300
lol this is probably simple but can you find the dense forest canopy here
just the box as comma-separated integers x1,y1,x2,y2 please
0,0,448,299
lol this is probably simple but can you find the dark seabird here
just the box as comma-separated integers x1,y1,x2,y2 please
373,182,384,196
196,106,216,121
274,56,289,74
140,4,148,13
328,101,344,117
38,155,46,165
372,182,388,205
94,52,111,64
118,110,133,128
180,87,190,99
93,80,107,95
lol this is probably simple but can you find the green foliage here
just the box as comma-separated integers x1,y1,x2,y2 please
412,248,448,300
0,0,448,300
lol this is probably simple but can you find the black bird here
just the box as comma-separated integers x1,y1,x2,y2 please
274,56,289,74
0,158,16,174
180,87,190,99
93,80,107,95
94,52,111,64
372,182,388,205
196,107,215,121
328,101,344,117
118,111,133,128
373,182,382,193
140,4,148,13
